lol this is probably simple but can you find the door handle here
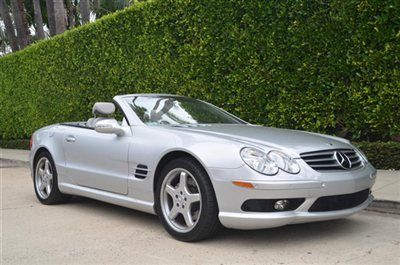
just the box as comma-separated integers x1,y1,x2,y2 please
65,136,76,142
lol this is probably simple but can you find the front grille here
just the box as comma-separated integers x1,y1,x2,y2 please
308,189,370,212
300,149,363,172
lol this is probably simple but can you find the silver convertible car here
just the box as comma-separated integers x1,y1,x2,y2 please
30,94,376,241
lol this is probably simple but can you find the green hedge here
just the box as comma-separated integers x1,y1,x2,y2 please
0,0,399,141
355,141,400,170
0,139,30,150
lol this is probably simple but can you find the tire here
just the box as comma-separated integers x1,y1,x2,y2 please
33,151,70,205
155,158,221,242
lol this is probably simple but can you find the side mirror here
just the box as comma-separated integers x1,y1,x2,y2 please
94,119,124,136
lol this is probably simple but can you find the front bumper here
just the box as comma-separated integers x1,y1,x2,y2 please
219,195,373,230
209,161,376,230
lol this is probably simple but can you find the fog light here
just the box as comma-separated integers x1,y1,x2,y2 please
274,200,290,211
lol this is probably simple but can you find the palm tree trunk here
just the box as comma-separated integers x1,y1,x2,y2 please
45,0,55,36
79,0,90,24
19,0,31,43
52,0,66,34
32,0,45,39
65,0,75,29
10,0,31,49
93,0,99,18
0,0,19,51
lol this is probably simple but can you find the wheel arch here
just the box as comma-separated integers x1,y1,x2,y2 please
33,146,52,167
153,150,211,195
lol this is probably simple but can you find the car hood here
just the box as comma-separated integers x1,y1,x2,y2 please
167,124,352,156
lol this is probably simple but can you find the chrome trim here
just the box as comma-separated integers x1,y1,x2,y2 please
300,149,363,172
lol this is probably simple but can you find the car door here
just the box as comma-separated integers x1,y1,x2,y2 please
63,123,130,195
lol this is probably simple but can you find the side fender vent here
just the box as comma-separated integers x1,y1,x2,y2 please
134,164,148,179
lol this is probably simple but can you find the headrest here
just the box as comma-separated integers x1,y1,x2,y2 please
92,102,115,116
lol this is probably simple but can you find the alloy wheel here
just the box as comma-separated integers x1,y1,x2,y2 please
35,157,54,199
160,168,202,233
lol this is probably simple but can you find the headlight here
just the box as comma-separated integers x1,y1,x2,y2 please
240,147,279,175
240,147,301,175
268,150,301,174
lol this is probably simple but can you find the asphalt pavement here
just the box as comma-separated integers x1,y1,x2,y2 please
1,165,400,265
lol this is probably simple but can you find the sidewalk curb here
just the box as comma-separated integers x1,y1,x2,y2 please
366,200,400,215
1,158,399,215
0,158,29,168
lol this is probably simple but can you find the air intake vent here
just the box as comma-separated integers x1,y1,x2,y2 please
308,189,370,212
134,164,148,179
300,149,363,172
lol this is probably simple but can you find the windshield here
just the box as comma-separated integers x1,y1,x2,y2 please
124,96,244,126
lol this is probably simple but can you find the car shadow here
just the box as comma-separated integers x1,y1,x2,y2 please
66,195,369,245
67,195,159,223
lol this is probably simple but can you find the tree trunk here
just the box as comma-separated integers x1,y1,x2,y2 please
93,0,99,18
0,0,19,51
45,0,55,36
32,0,45,39
18,0,31,44
10,0,25,48
11,0,31,49
52,0,66,34
79,0,90,24
65,0,75,29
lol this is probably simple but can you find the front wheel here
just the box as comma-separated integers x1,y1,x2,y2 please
155,158,221,241
33,151,70,204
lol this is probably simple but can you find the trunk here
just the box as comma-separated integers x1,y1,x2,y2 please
45,0,55,36
52,0,66,34
93,0,99,18
32,0,45,39
65,0,75,28
0,0,19,51
79,0,90,24
18,0,31,44
10,0,31,49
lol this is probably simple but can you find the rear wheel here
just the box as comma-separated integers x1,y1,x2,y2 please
155,158,221,241
34,151,70,204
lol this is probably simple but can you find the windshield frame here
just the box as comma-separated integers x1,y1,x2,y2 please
121,94,248,127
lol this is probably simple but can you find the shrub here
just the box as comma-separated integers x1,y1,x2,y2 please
0,139,30,150
0,0,399,141
355,142,400,170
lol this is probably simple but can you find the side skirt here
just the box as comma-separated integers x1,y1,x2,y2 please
59,182,156,215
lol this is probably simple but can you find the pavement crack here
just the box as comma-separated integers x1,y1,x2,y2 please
373,180,400,192
1,205,36,211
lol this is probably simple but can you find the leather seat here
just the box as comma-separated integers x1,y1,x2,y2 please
87,117,109,128
87,118,95,127
86,102,115,127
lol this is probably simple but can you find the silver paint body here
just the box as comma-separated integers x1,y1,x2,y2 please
30,94,376,229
